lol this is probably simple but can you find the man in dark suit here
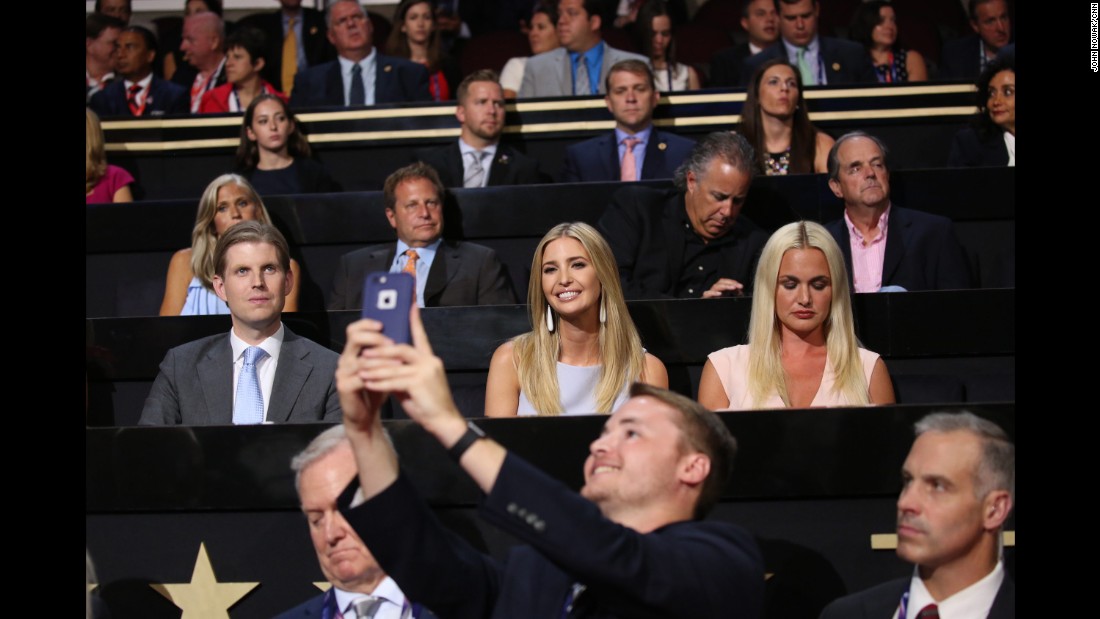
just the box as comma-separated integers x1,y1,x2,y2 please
820,411,1015,618
275,425,436,619
91,26,189,117
824,132,973,292
237,0,334,96
741,0,876,86
413,69,544,188
289,0,430,108
709,0,778,88
560,59,694,182
86,13,124,102
598,131,768,299
329,162,515,310
332,311,765,618
140,222,340,425
939,0,1012,80
173,11,228,112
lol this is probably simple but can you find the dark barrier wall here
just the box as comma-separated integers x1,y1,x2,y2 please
99,83,981,199
86,404,1015,619
85,291,1016,426
86,168,1015,318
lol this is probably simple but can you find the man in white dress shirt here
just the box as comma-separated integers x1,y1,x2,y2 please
820,411,1015,618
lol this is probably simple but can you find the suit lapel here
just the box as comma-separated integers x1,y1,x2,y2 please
325,62,345,105
423,242,458,305
375,54,396,103
601,134,620,180
447,142,468,186
199,336,235,424
267,327,312,423
832,220,856,285
487,144,513,186
641,130,666,179
882,207,908,286
557,49,572,95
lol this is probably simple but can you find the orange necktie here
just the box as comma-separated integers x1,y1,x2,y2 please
404,249,419,302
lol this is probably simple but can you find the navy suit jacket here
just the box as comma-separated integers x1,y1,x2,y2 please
819,574,1015,618
328,239,516,310
288,53,431,108
413,142,546,187
947,126,1010,168
598,185,769,299
340,453,765,619
742,36,876,86
559,129,695,182
237,8,335,91
939,34,984,81
138,326,341,425
709,43,756,88
89,75,189,117
274,590,437,619
825,205,974,292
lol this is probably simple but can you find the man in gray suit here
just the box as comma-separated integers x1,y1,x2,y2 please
328,162,516,310
140,222,340,425
519,0,648,98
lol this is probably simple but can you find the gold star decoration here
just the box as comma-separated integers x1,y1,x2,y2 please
150,542,259,618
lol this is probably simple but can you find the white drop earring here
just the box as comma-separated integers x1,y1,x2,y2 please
546,304,554,332
599,298,606,324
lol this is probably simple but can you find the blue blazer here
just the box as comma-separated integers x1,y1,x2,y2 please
89,76,190,117
741,36,876,86
288,53,431,109
947,126,1010,168
559,129,695,182
340,453,765,619
825,205,974,292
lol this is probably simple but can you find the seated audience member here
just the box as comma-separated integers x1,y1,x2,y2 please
160,0,225,82
236,94,342,194
275,425,437,619
598,131,769,299
485,222,668,416
333,308,765,617
413,70,544,188
141,221,339,425
742,0,877,86
821,411,1014,618
739,57,834,175
91,26,190,117
519,0,649,98
290,0,431,108
160,174,302,315
86,108,134,204
709,0,778,88
634,0,699,92
698,220,894,410
849,1,928,83
200,26,287,113
386,0,462,101
939,0,1011,81
96,0,132,24
174,11,229,112
824,132,973,292
329,163,515,310
947,54,1014,167
560,60,694,182
500,2,561,98
236,0,334,96
87,13,125,102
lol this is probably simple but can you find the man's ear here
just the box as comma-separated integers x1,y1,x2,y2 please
827,177,842,199
679,453,711,487
213,275,228,302
982,490,1012,531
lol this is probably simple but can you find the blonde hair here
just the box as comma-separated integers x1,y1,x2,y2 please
86,108,108,194
746,221,869,407
513,222,645,415
189,174,272,289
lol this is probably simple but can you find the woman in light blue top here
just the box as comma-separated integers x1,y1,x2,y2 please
485,222,668,416
159,173,300,315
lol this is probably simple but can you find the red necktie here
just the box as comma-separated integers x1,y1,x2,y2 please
916,603,939,618
127,83,145,116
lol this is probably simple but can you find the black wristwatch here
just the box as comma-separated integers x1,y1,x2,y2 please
448,421,487,461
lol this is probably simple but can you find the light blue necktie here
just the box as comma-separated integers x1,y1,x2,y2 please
573,53,590,95
349,63,366,105
233,346,268,425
